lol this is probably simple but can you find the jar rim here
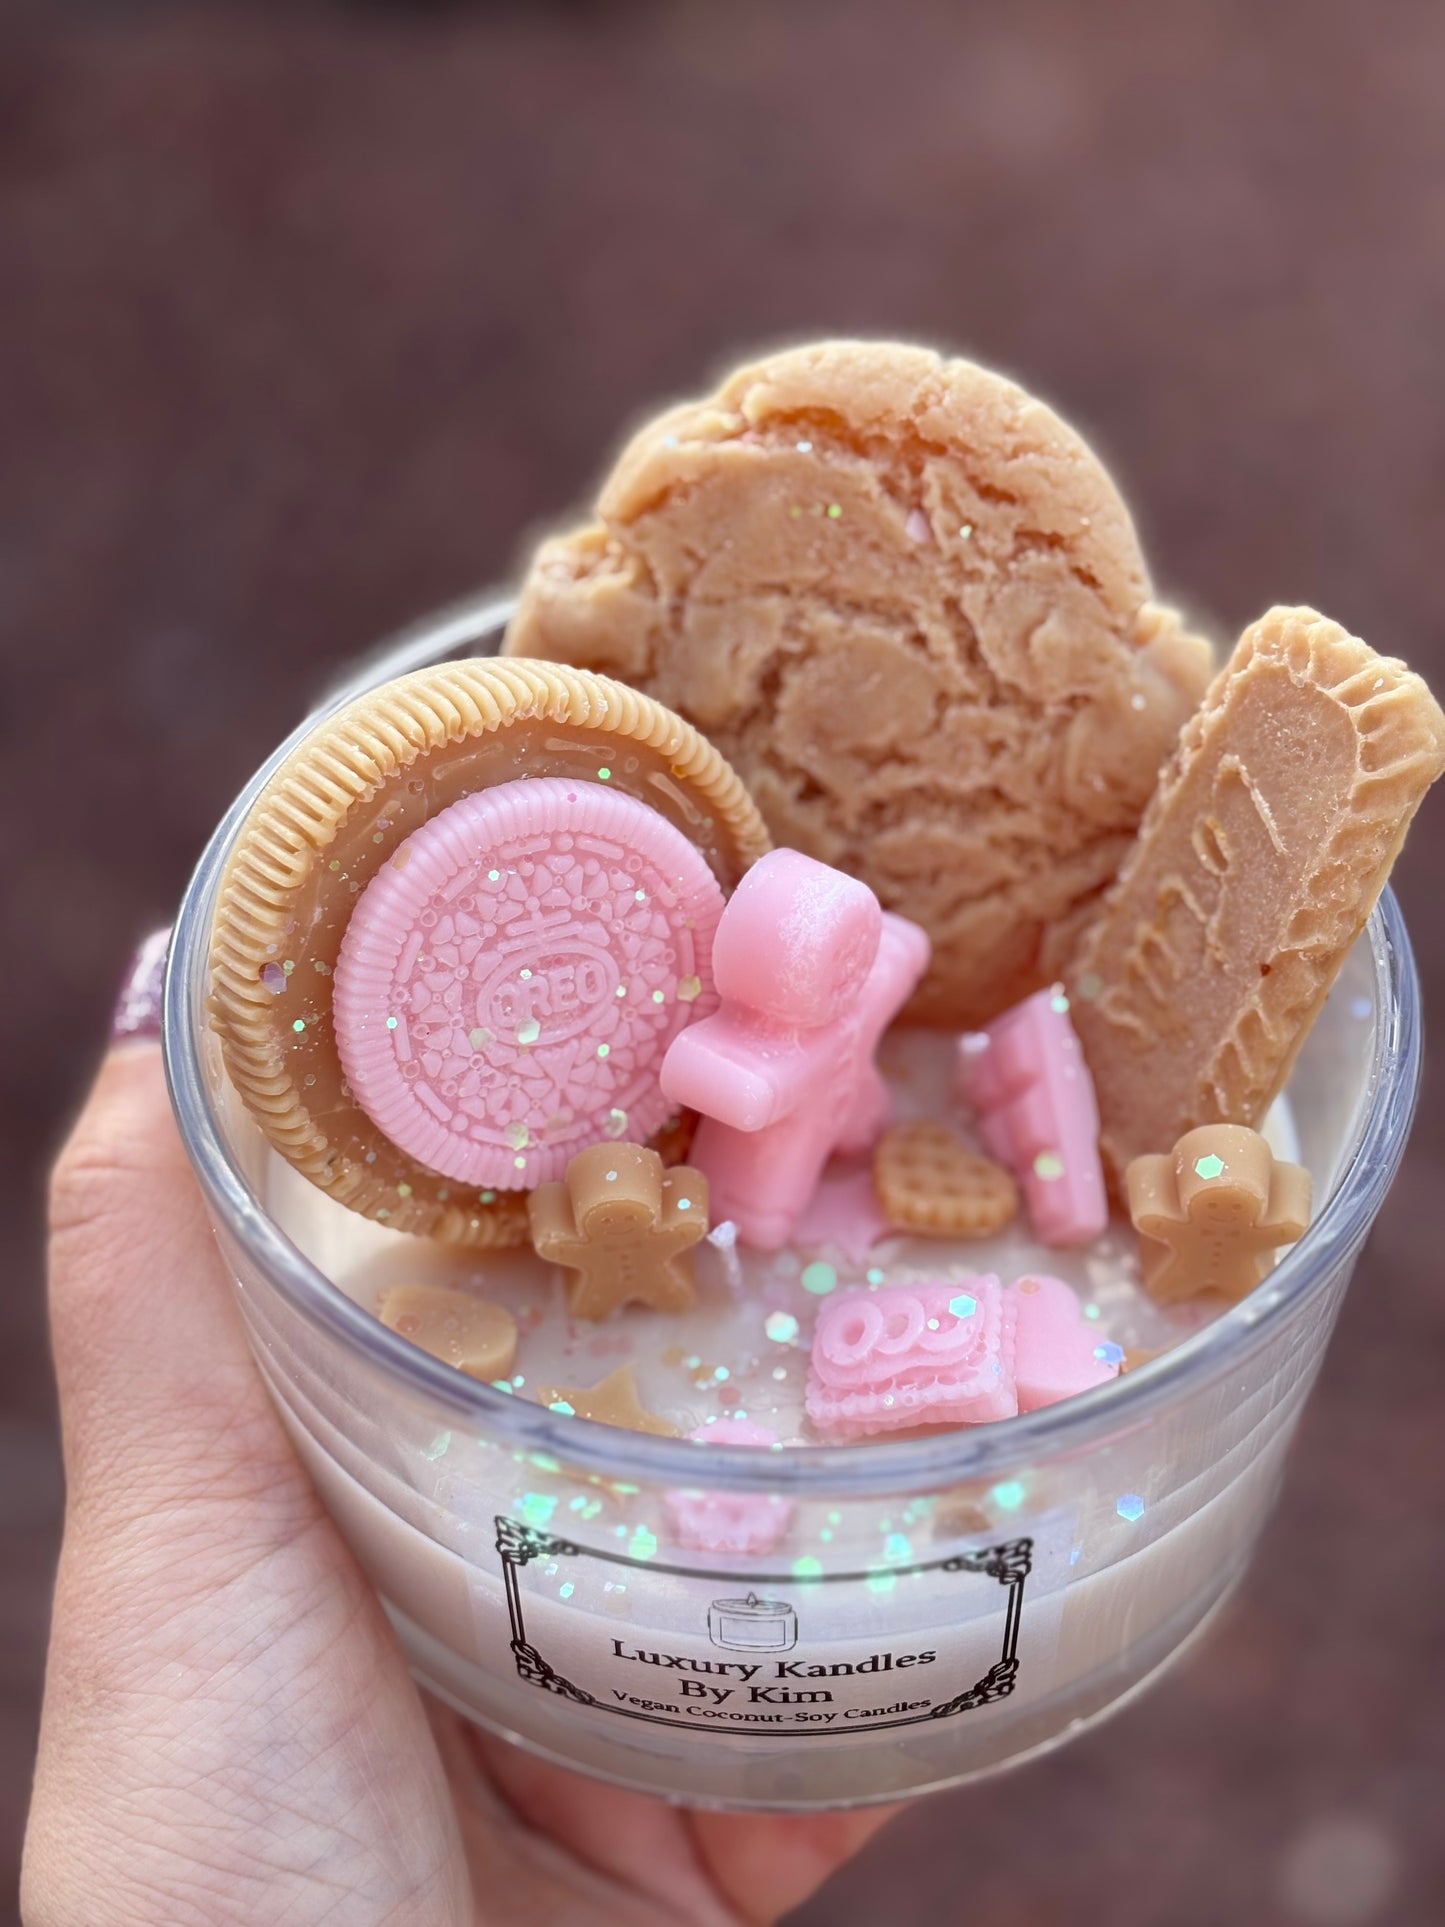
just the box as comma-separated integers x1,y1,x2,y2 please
163,590,1423,1499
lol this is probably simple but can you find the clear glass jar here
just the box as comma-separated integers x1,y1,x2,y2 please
163,592,1423,1810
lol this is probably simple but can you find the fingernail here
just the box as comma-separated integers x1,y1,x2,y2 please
112,928,172,1043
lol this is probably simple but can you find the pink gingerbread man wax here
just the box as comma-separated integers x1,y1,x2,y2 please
957,987,1107,1247
805,1275,1017,1438
1009,1273,1119,1411
659,849,931,1250
663,1419,793,1554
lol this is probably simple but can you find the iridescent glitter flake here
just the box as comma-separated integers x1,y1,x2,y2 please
603,1107,628,1138
992,1480,1026,1511
765,1310,800,1344
866,1267,886,1286
792,1556,823,1579
629,1526,658,1560
1033,1150,1065,1181
516,1018,541,1045
801,1261,837,1296
949,1292,977,1319
1116,1493,1146,1522
1194,1153,1226,1180
1093,1341,1126,1366
677,975,702,1002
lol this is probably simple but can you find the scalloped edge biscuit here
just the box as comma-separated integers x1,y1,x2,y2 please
873,1121,1019,1237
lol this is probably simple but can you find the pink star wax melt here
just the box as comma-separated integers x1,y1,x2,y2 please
333,777,724,1188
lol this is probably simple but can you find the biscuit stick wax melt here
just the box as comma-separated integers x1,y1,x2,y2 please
1070,606,1445,1182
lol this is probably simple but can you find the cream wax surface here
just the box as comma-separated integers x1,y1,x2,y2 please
271,1024,1299,1445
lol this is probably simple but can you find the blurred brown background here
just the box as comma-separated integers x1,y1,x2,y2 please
4,2,1445,1921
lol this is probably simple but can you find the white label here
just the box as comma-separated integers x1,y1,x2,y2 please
480,1513,1071,1739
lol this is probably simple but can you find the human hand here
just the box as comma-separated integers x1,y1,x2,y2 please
22,950,898,1926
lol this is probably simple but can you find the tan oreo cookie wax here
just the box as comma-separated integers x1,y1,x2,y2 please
508,340,1212,1026
1069,606,1445,1182
208,658,768,1244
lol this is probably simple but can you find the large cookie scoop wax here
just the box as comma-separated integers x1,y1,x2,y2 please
508,340,1212,1025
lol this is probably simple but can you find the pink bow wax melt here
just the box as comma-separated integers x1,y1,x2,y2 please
663,1419,793,1554
805,1276,1017,1438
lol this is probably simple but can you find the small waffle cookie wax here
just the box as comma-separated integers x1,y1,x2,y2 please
873,1121,1018,1238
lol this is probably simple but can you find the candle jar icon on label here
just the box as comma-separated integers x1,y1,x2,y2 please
707,1592,799,1653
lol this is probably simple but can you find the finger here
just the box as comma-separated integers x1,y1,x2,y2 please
467,1722,901,1926
687,1804,903,1923
48,1039,305,1531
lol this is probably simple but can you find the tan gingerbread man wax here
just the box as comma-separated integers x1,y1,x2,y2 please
1125,1124,1312,1304
528,1141,708,1320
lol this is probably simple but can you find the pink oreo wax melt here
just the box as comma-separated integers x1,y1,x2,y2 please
333,778,724,1188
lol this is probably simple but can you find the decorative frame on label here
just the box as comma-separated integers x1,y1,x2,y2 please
493,1516,1031,1735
